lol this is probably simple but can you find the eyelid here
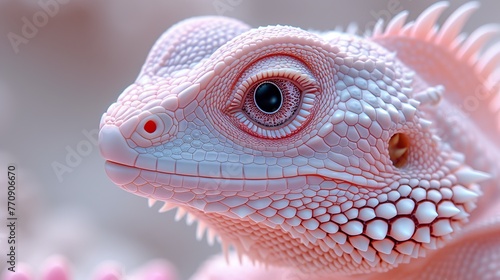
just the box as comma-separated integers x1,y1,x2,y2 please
226,69,318,113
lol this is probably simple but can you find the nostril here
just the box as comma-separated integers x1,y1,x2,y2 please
144,120,157,133
99,125,139,165
389,133,410,168
133,112,175,144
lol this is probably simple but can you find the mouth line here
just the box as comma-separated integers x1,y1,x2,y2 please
104,160,358,185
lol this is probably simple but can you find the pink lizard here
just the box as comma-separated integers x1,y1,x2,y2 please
98,2,500,279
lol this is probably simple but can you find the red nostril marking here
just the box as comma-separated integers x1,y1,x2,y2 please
144,120,157,133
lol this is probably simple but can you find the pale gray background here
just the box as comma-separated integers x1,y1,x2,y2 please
0,0,498,279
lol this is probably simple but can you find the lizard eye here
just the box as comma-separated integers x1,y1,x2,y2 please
229,55,319,139
243,80,300,127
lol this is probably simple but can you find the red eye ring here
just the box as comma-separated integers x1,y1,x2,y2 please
144,120,157,133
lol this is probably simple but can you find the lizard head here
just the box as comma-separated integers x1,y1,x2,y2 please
99,16,490,275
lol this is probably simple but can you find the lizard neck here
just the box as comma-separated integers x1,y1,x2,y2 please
187,208,395,276
425,99,500,221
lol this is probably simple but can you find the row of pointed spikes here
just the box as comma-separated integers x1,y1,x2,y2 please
148,198,269,267
369,1,500,90
338,2,500,91
335,2,500,130
148,198,218,246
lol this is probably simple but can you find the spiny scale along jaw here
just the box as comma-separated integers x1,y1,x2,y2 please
99,15,490,275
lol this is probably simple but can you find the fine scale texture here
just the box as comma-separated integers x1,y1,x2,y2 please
96,2,499,279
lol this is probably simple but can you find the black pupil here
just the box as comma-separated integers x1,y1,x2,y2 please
254,82,282,114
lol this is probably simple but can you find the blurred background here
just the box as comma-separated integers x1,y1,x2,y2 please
0,0,498,279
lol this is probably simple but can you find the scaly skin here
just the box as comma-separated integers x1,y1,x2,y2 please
99,2,500,279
